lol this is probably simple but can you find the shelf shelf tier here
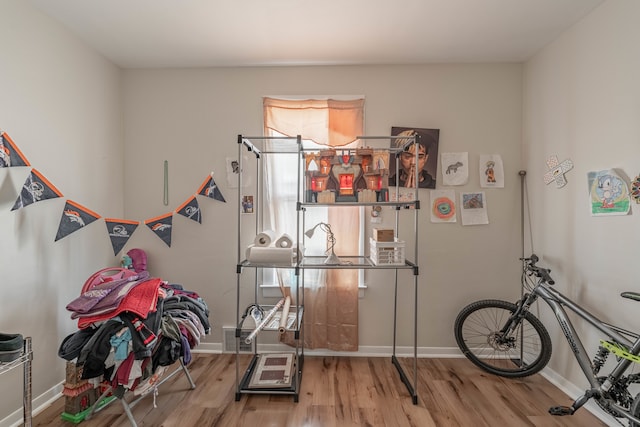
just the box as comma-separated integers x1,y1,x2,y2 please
236,354,304,402
238,257,418,271
0,336,33,426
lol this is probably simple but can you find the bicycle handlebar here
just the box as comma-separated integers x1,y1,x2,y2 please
520,254,555,285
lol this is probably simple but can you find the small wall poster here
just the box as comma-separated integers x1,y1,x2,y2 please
242,195,254,214
479,154,504,188
460,191,489,225
226,155,251,188
441,152,468,186
587,169,630,216
430,189,456,223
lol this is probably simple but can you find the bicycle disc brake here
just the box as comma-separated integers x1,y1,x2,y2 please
488,332,516,351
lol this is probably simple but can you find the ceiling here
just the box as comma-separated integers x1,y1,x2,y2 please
27,0,604,69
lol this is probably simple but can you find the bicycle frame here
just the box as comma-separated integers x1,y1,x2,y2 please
522,278,640,422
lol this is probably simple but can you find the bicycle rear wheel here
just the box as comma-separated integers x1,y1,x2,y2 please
454,299,552,378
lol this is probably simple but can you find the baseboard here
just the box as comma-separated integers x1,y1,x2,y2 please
0,381,64,427
1,346,611,427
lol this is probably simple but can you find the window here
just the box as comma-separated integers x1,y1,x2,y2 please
261,97,364,350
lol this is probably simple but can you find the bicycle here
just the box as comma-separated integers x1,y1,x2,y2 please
454,254,640,425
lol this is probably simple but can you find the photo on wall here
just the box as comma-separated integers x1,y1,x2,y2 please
389,127,439,189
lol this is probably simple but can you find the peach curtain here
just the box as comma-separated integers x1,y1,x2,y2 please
263,97,363,350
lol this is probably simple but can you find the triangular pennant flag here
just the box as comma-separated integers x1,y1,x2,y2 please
0,131,31,168
175,195,202,224
145,213,173,247
55,200,101,241
105,218,140,255
11,168,63,210
197,174,226,202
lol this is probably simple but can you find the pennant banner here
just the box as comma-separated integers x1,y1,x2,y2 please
2,127,232,251
145,213,173,247
55,200,101,241
105,218,140,255
175,195,202,224
0,131,31,168
197,174,226,202
11,168,63,210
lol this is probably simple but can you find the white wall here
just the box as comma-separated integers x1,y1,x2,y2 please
120,64,524,350
0,1,122,423
523,0,640,391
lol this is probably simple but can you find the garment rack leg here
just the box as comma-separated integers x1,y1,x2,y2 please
86,357,196,426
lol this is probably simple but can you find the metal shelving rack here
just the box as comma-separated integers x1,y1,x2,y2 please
0,336,33,426
234,135,305,402
234,134,420,404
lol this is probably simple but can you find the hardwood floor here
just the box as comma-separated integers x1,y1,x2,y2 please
31,354,609,427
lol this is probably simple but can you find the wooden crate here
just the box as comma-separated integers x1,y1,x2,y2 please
372,228,394,242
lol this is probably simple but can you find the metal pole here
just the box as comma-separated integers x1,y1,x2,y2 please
519,170,527,261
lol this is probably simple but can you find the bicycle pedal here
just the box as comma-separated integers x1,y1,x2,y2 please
549,406,574,416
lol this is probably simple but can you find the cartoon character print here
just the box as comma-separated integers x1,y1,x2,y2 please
485,161,496,183
596,174,623,209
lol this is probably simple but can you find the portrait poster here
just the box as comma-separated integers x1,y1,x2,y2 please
460,191,489,225
390,127,439,189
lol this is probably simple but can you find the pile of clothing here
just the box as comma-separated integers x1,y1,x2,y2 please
58,251,209,398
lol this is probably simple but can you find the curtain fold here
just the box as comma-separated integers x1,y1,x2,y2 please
264,97,364,147
263,96,363,351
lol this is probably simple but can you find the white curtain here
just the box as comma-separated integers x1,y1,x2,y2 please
263,97,364,350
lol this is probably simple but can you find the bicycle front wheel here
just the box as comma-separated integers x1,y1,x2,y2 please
454,299,552,378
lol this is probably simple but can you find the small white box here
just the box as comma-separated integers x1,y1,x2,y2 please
369,238,405,266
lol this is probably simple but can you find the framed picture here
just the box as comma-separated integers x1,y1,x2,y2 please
248,353,294,389
389,127,439,189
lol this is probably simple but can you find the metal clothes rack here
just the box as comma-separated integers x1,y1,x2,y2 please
85,358,195,427
0,336,33,427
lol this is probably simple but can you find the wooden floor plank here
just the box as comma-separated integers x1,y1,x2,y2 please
30,354,609,427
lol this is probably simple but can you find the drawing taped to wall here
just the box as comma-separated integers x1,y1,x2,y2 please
460,191,489,225
631,174,640,204
479,154,504,188
430,189,456,223
441,152,468,186
543,155,574,188
227,156,251,188
587,169,630,216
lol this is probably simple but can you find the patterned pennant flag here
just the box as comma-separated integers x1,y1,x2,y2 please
145,213,173,247
105,218,140,255
55,200,101,241
11,168,63,210
197,174,226,202
0,131,31,168
175,195,202,224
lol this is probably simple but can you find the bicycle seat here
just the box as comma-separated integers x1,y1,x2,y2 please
621,292,640,302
